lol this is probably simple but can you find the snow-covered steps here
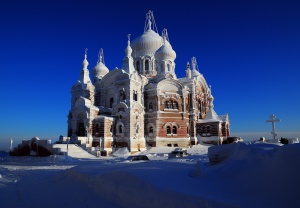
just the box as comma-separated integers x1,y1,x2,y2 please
52,144,96,159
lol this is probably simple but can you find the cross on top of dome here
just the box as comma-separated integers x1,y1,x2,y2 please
144,10,158,33
97,48,105,64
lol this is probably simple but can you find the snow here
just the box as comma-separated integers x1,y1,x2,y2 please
0,143,299,208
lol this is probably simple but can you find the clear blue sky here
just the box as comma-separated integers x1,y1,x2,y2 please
1,0,299,148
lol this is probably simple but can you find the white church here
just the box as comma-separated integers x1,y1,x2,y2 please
66,11,230,155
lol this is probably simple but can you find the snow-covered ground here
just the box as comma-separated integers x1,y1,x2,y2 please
0,143,299,208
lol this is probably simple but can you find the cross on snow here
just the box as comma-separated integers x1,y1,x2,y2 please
266,114,281,140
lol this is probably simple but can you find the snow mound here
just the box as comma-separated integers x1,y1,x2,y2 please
111,147,130,157
194,143,300,207
52,168,232,208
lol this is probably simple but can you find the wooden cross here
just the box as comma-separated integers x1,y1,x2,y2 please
266,114,281,140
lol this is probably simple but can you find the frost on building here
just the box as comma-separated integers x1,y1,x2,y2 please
67,11,230,155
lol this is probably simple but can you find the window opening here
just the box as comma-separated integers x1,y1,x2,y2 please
167,126,171,134
172,126,177,134
145,60,149,72
110,97,114,108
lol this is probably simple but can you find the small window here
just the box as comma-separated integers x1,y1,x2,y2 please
149,126,153,133
168,100,173,108
173,101,178,109
164,101,168,109
167,126,171,134
110,98,114,108
119,125,123,133
174,144,178,147
172,126,177,134
133,91,138,101
145,60,149,72
167,144,172,147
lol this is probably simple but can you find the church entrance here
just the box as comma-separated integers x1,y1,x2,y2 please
77,122,85,136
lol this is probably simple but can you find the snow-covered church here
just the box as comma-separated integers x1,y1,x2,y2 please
66,11,230,155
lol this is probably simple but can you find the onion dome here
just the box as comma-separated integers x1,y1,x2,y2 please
93,49,109,79
154,29,176,61
130,11,163,54
131,30,163,53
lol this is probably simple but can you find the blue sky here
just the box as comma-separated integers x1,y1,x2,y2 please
1,0,299,148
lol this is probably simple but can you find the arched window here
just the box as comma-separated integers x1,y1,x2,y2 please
145,60,149,72
136,125,139,134
167,64,170,72
133,91,137,101
166,126,171,134
172,126,177,134
149,126,153,134
164,101,168,109
136,60,140,73
149,102,153,110
119,125,123,133
110,97,114,108
173,101,178,109
168,100,173,108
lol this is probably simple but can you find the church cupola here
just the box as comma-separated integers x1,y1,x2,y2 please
122,34,135,74
92,48,109,82
190,56,201,77
154,28,176,78
80,48,92,84
71,49,95,107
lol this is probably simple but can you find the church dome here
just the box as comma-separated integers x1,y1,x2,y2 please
131,29,163,54
154,37,176,61
93,62,109,78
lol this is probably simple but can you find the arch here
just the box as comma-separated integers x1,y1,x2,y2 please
167,64,170,72
166,126,171,134
149,126,154,133
116,121,125,135
172,126,177,134
119,125,123,133
145,59,150,72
